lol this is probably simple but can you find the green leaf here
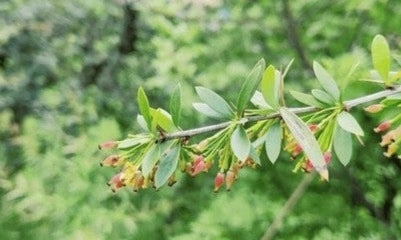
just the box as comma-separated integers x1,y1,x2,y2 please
337,111,364,136
137,87,152,130
141,144,160,177
261,65,280,109
371,34,391,83
192,102,224,119
333,124,352,166
230,125,251,161
169,84,182,127
195,87,234,118
249,146,261,165
311,89,336,105
155,146,181,189
118,136,149,149
279,107,328,180
251,91,272,109
137,115,149,131
236,58,266,113
290,90,325,108
265,122,282,164
153,108,177,132
313,61,340,100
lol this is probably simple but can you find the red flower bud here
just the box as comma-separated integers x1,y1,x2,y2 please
225,170,235,191
98,141,118,150
374,121,391,133
214,172,225,192
302,159,314,173
292,144,303,157
323,151,332,164
364,104,384,113
191,160,205,176
108,173,124,192
308,124,319,133
100,155,124,167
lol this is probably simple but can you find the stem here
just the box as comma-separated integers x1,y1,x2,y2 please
163,86,401,140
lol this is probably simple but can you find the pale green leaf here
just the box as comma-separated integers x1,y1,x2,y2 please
337,111,364,136
251,90,272,109
290,90,325,108
333,124,352,166
236,58,266,113
249,146,261,165
265,122,282,164
141,144,160,177
261,65,280,109
195,87,234,118
313,61,340,100
155,146,181,189
279,107,328,180
230,125,250,161
311,89,336,105
193,102,224,119
153,108,177,132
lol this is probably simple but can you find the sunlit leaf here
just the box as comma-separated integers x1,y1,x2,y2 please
230,125,250,161
279,107,328,180
195,87,234,118
137,87,152,130
313,61,340,100
155,146,181,189
371,34,390,83
261,65,280,109
236,58,266,114
170,83,182,127
251,90,272,109
337,111,364,136
153,108,177,132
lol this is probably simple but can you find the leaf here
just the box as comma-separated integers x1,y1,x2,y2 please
265,122,282,164
279,107,328,180
141,144,160,177
333,124,352,166
337,111,364,136
153,108,177,132
154,146,181,189
118,137,149,149
137,87,152,130
169,83,182,127
195,87,234,118
236,58,266,113
261,65,280,109
137,115,149,131
251,91,272,109
311,89,336,105
371,34,390,83
290,90,325,108
249,146,261,165
192,102,224,119
230,125,251,161
313,61,340,100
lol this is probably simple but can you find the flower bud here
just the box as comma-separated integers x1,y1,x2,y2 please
323,151,332,164
133,172,144,192
374,121,391,133
98,141,118,150
302,159,314,173
214,172,225,192
292,144,303,157
191,160,205,176
203,161,213,172
364,104,384,113
308,124,319,133
108,173,124,192
100,155,124,167
384,142,398,158
225,170,235,191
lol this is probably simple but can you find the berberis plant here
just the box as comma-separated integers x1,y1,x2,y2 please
99,35,401,193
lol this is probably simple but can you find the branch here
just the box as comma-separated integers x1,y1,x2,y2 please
163,86,401,140
260,173,315,240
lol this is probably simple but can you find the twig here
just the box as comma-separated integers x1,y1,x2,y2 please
260,173,315,240
163,86,401,140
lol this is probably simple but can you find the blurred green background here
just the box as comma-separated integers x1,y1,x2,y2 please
1,0,401,239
